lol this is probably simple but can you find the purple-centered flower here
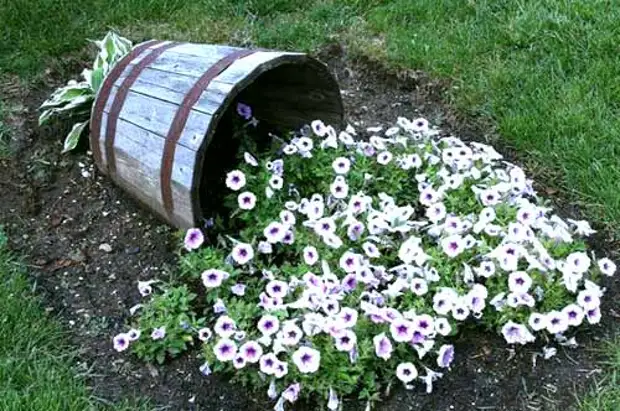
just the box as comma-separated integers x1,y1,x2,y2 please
413,314,434,336
231,242,254,265
396,362,418,383
225,170,246,191
183,228,204,251
390,318,414,343
239,340,263,363
237,191,257,210
334,329,357,352
264,221,286,244
281,322,303,346
282,229,295,245
151,326,166,340
214,315,236,338
127,328,141,341
259,353,279,375
236,102,252,120
266,280,289,299
437,344,454,368
341,273,358,292
213,338,237,362
546,310,569,334
113,333,129,352
563,304,584,326
302,246,319,265
373,333,393,360
332,157,351,174
501,321,535,344
339,307,358,328
282,383,301,403
586,307,601,324
201,269,229,289
233,353,247,369
197,327,212,342
230,283,246,296
292,346,321,374
258,315,280,336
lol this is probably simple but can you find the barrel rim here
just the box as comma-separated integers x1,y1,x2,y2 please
189,53,344,227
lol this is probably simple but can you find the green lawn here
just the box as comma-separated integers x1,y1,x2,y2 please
0,233,148,410
1,0,619,409
578,338,620,411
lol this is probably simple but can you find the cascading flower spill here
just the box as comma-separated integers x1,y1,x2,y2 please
114,106,615,410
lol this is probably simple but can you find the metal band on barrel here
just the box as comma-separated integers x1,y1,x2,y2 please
104,41,181,177
90,40,160,172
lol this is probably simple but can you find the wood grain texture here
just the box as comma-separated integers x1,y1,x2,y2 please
91,41,343,229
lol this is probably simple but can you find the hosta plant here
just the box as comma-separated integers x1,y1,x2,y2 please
39,31,132,153
113,109,615,410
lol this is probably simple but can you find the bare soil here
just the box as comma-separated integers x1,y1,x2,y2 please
0,42,618,411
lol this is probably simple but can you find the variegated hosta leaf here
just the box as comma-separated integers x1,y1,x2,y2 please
39,94,94,125
40,30,133,152
62,121,88,153
40,82,92,110
90,68,105,93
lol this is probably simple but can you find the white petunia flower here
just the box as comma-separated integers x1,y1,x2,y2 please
396,362,418,383
237,191,257,210
213,338,238,362
441,235,465,258
332,157,351,174
269,174,284,190
231,243,254,265
225,170,246,191
377,151,393,165
292,346,321,373
598,258,616,276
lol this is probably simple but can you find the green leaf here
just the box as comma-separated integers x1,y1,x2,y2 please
62,121,88,153
90,68,105,93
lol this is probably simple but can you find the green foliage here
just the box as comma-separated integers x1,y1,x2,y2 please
38,31,132,153
130,285,202,364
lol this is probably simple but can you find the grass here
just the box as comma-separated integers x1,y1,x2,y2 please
0,225,149,408
1,0,619,409
577,338,620,411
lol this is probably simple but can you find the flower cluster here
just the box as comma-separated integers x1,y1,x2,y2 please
116,113,614,409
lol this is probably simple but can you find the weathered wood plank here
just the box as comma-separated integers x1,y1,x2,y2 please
101,112,197,189
102,90,212,151
123,47,243,79
109,79,229,117
214,52,297,84
115,67,236,98
113,133,194,227
167,43,244,59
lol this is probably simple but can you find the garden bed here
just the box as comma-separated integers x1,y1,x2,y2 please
0,43,617,411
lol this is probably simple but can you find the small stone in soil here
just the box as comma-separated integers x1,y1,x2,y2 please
125,246,140,254
99,243,113,253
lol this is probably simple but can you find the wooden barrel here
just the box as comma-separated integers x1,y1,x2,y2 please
90,40,344,228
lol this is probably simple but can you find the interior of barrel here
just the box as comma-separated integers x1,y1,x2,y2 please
196,58,343,228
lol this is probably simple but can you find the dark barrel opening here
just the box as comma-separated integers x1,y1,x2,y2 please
196,58,343,228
